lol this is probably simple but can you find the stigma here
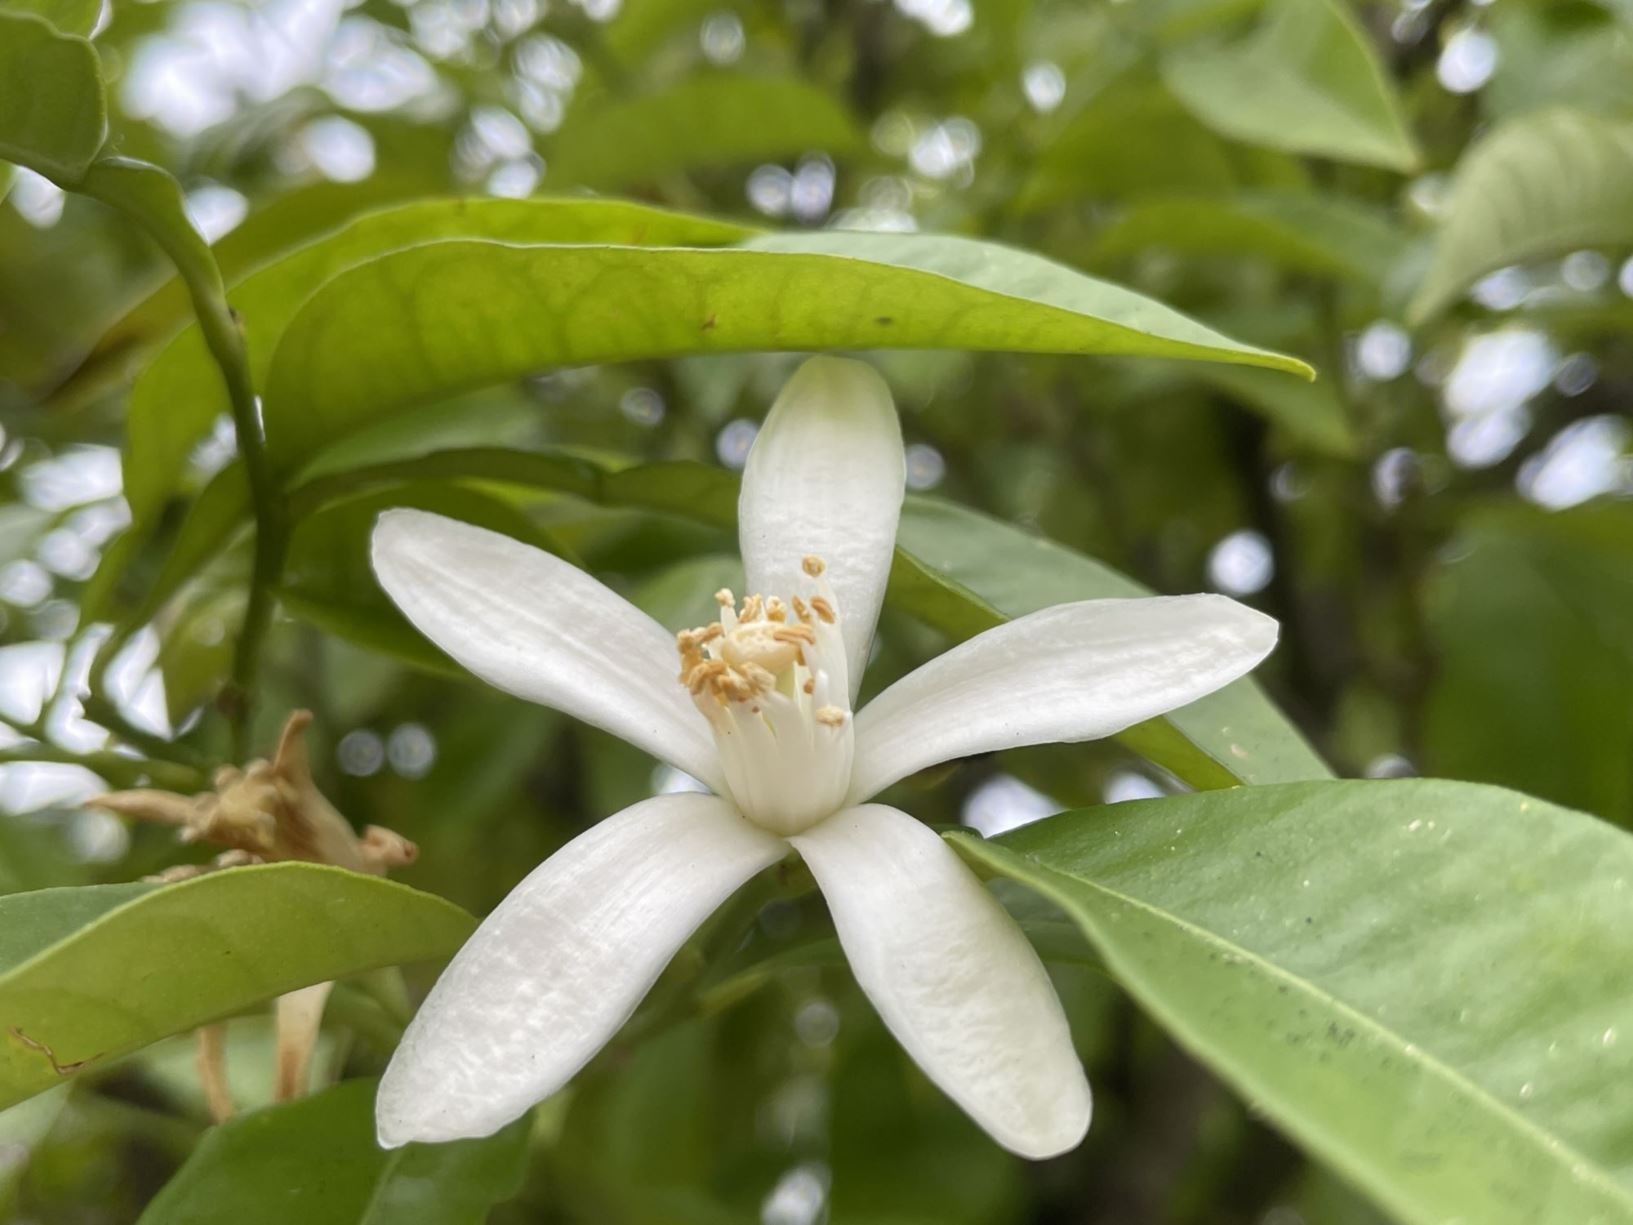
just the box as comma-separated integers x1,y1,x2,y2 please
677,556,853,836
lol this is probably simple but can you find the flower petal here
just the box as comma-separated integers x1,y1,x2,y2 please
849,595,1277,802
376,793,786,1146
373,509,722,791
791,804,1091,1158
738,356,904,696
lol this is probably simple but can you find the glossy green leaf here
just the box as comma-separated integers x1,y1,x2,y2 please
137,1078,529,1225
260,231,1310,473
122,197,755,528
0,865,474,1110
892,496,1331,787
0,12,106,182
1409,109,1633,322
954,779,1633,1225
547,73,865,189
1090,192,1408,286
1162,0,1419,172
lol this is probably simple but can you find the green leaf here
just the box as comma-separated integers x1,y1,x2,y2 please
122,197,755,530
953,779,1633,1225
4,0,101,36
1408,109,1633,322
111,447,1320,791
1424,501,1633,823
0,12,105,182
280,481,573,672
1019,76,1305,215
1484,5,1633,123
0,865,474,1110
136,1078,530,1225
260,231,1311,474
1089,192,1409,287
892,496,1330,787
75,160,221,307
0,1085,67,1207
547,73,865,189
1194,363,1357,457
1162,0,1419,172
0,882,149,971
50,122,461,412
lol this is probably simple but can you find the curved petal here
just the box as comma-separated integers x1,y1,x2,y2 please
739,357,904,697
376,793,787,1146
373,509,723,791
791,805,1090,1158
850,595,1277,803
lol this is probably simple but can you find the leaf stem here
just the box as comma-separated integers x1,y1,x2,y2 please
72,159,288,760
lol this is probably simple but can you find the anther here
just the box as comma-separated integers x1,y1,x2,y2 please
815,705,847,727
714,588,734,609
809,596,836,624
801,555,826,577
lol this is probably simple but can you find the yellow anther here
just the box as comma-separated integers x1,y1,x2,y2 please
809,596,836,624
714,588,735,609
801,555,826,577
815,705,847,727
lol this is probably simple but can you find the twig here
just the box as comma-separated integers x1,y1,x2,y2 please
73,161,287,762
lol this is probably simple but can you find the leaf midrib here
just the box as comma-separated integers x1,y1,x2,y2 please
963,835,1633,1222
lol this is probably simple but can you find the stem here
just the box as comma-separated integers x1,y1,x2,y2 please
73,160,288,761
78,692,209,771
0,744,205,792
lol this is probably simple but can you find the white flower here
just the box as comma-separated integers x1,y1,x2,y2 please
369,356,1278,1158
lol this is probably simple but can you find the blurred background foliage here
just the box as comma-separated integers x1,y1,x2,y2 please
2,0,1632,1221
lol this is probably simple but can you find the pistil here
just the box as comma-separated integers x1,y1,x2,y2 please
677,555,854,835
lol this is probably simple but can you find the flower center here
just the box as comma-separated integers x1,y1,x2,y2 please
677,556,853,836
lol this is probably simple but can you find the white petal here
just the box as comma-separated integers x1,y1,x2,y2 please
372,509,723,791
850,595,1277,802
376,793,786,1146
739,357,904,696
791,804,1090,1158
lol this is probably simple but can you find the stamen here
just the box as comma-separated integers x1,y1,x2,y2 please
674,558,853,836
